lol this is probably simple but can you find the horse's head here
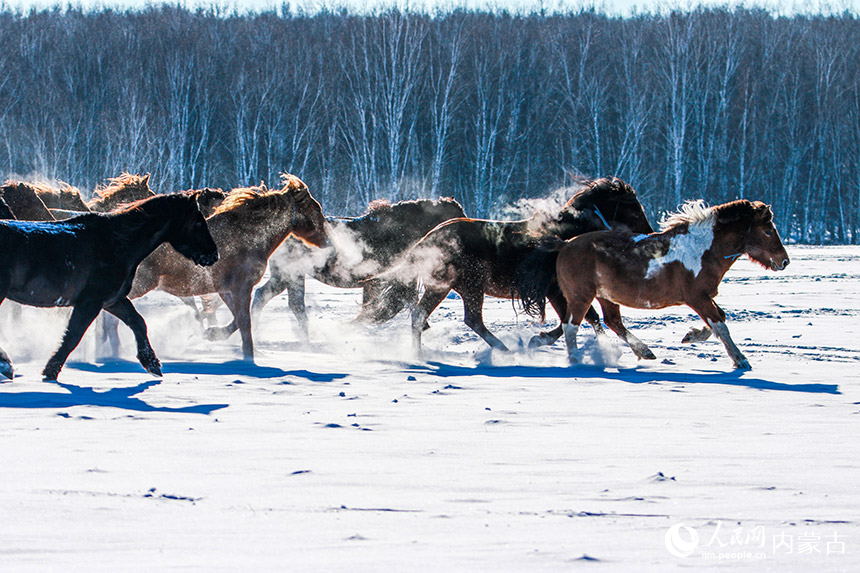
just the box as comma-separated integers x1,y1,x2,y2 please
556,177,653,238
168,193,219,267
717,200,789,271
189,187,227,217
282,173,328,248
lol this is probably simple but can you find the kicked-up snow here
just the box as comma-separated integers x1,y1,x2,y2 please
0,245,858,569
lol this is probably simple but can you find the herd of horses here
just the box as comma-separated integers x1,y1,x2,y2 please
0,173,789,381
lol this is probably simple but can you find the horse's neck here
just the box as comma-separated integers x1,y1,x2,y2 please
108,208,175,267
212,204,296,255
703,227,747,279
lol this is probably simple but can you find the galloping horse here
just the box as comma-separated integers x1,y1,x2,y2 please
0,193,218,380
538,199,789,369
122,175,327,361
374,178,655,354
202,197,466,340
0,182,55,221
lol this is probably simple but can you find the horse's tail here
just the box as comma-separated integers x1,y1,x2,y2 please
516,237,566,320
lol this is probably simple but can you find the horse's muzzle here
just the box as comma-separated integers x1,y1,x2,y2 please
771,257,789,271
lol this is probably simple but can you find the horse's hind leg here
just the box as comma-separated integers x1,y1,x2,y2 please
529,288,604,348
681,326,713,343
224,285,255,361
596,298,656,360
104,297,161,376
43,300,103,380
689,299,750,369
412,287,449,356
96,312,122,359
459,284,509,352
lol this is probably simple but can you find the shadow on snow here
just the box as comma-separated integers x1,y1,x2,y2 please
406,361,840,394
0,380,227,414
66,359,348,382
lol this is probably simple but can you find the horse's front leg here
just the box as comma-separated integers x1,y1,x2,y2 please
688,297,750,370
104,297,161,376
412,287,450,358
0,297,12,379
43,299,103,380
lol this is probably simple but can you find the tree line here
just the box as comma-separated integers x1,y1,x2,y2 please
0,5,857,242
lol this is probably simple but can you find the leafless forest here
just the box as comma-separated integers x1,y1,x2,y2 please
0,6,857,242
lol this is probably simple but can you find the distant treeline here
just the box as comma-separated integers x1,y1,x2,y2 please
0,6,858,242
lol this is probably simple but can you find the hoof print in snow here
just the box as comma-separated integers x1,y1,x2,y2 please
290,470,311,476
570,554,600,562
649,471,676,482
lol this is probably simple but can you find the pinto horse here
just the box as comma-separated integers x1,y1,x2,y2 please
121,175,327,361
545,199,789,369
0,193,218,380
375,177,654,354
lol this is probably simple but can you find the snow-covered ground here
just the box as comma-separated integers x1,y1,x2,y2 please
0,245,858,570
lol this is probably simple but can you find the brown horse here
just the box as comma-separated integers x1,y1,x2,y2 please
123,175,327,361
375,177,655,354
0,181,55,221
32,181,90,211
87,173,155,212
544,199,789,370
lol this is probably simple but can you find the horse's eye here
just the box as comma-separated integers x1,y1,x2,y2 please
763,230,772,237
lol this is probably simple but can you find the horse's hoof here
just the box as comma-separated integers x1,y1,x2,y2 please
734,359,752,370
682,327,712,344
0,362,13,380
640,349,657,360
204,327,229,341
42,364,61,381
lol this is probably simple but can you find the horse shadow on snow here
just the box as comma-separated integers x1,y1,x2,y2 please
0,380,227,414
406,361,840,394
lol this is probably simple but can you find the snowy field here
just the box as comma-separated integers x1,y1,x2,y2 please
0,245,858,570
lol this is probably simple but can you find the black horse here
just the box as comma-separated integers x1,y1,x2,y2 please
0,195,14,219
0,193,218,380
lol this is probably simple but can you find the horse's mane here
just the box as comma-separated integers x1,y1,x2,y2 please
358,196,464,222
93,173,152,200
213,174,310,218
565,177,639,209
659,200,715,231
659,199,771,232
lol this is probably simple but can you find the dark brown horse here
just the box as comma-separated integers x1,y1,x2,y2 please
32,181,90,211
541,199,789,369
200,197,466,340
0,181,55,221
0,195,14,219
123,175,327,361
0,193,218,380
374,177,655,354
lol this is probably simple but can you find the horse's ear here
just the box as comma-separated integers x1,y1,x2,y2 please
142,173,151,185
752,201,773,222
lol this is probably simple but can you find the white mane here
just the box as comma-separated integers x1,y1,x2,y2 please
659,200,715,231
